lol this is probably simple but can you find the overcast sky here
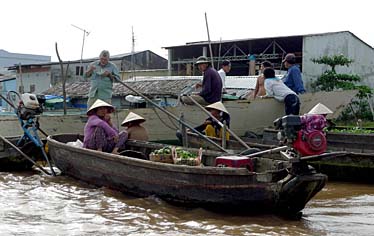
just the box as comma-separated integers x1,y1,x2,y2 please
1,0,373,62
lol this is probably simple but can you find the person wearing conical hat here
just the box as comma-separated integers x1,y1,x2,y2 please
302,103,334,132
197,101,230,140
307,103,333,115
181,56,222,105
121,112,149,141
83,99,128,154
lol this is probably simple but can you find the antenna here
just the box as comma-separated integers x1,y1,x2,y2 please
131,26,136,80
71,24,90,75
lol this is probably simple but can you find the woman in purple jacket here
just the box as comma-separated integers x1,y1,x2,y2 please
83,99,128,154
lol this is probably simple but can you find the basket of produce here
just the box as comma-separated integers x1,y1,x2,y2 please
149,146,174,164
172,147,202,166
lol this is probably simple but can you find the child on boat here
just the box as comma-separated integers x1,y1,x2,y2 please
121,112,149,141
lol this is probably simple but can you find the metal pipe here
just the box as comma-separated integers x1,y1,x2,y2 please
114,78,229,153
244,146,289,158
186,95,251,149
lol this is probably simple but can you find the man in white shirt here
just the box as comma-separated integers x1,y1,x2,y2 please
218,60,231,93
262,68,300,115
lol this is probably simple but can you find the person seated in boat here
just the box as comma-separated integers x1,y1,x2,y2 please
181,56,222,105
176,101,230,144
194,101,230,140
83,99,128,154
262,68,300,115
305,103,335,130
121,112,149,141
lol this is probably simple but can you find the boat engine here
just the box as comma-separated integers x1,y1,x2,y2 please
17,93,45,120
274,114,327,156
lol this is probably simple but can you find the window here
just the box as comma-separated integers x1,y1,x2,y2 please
76,66,84,76
19,86,24,93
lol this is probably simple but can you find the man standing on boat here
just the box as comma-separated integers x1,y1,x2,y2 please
218,60,231,93
282,53,305,95
182,56,222,105
84,50,120,108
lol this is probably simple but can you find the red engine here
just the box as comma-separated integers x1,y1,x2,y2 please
274,114,327,156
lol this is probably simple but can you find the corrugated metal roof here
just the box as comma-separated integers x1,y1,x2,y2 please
163,31,373,50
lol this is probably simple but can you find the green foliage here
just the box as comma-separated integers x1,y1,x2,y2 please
312,54,373,122
311,54,354,72
329,127,374,134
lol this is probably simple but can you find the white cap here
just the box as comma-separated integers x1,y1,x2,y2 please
121,112,146,126
205,102,229,115
308,103,333,115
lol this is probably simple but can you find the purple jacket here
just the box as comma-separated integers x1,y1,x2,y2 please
83,115,118,148
199,67,222,103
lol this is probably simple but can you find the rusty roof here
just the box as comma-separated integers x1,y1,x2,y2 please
42,79,201,98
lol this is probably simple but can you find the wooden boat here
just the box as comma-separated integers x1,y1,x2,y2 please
186,131,374,183
47,133,327,217
0,136,43,171
262,128,374,153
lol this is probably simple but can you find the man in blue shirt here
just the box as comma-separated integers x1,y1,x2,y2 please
282,53,305,94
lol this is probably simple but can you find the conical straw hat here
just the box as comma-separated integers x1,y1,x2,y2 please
121,112,146,126
205,102,229,115
86,99,114,115
308,103,333,115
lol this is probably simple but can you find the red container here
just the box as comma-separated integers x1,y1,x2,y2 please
215,156,254,171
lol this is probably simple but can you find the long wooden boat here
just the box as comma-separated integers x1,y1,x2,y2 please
262,128,374,153
1,90,357,141
186,131,374,183
0,136,42,171
47,133,327,217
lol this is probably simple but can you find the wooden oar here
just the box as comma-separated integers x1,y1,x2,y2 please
186,95,251,150
114,78,229,153
0,134,51,175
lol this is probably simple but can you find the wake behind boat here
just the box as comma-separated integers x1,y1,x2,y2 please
47,133,326,218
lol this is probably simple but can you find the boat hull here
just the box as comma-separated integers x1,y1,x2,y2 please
187,130,374,183
47,134,326,216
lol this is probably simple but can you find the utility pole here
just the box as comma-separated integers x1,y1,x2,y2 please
131,26,136,80
71,24,90,76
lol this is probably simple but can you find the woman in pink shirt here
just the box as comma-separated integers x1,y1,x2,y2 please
83,99,128,154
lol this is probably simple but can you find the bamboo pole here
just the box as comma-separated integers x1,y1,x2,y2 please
114,78,228,153
186,95,251,150
0,135,51,175
204,12,214,69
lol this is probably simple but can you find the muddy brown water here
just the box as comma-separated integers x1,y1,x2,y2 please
1,171,374,236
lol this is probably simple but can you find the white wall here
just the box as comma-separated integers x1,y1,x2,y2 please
302,32,374,90
16,71,51,94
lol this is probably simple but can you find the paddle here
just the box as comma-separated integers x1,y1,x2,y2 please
114,78,229,153
186,95,251,150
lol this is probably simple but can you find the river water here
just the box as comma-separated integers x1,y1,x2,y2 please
1,171,374,236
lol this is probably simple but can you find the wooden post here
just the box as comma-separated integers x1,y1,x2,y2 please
222,120,227,149
180,112,188,147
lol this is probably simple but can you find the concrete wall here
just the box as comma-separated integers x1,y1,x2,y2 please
17,70,51,94
302,32,374,90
